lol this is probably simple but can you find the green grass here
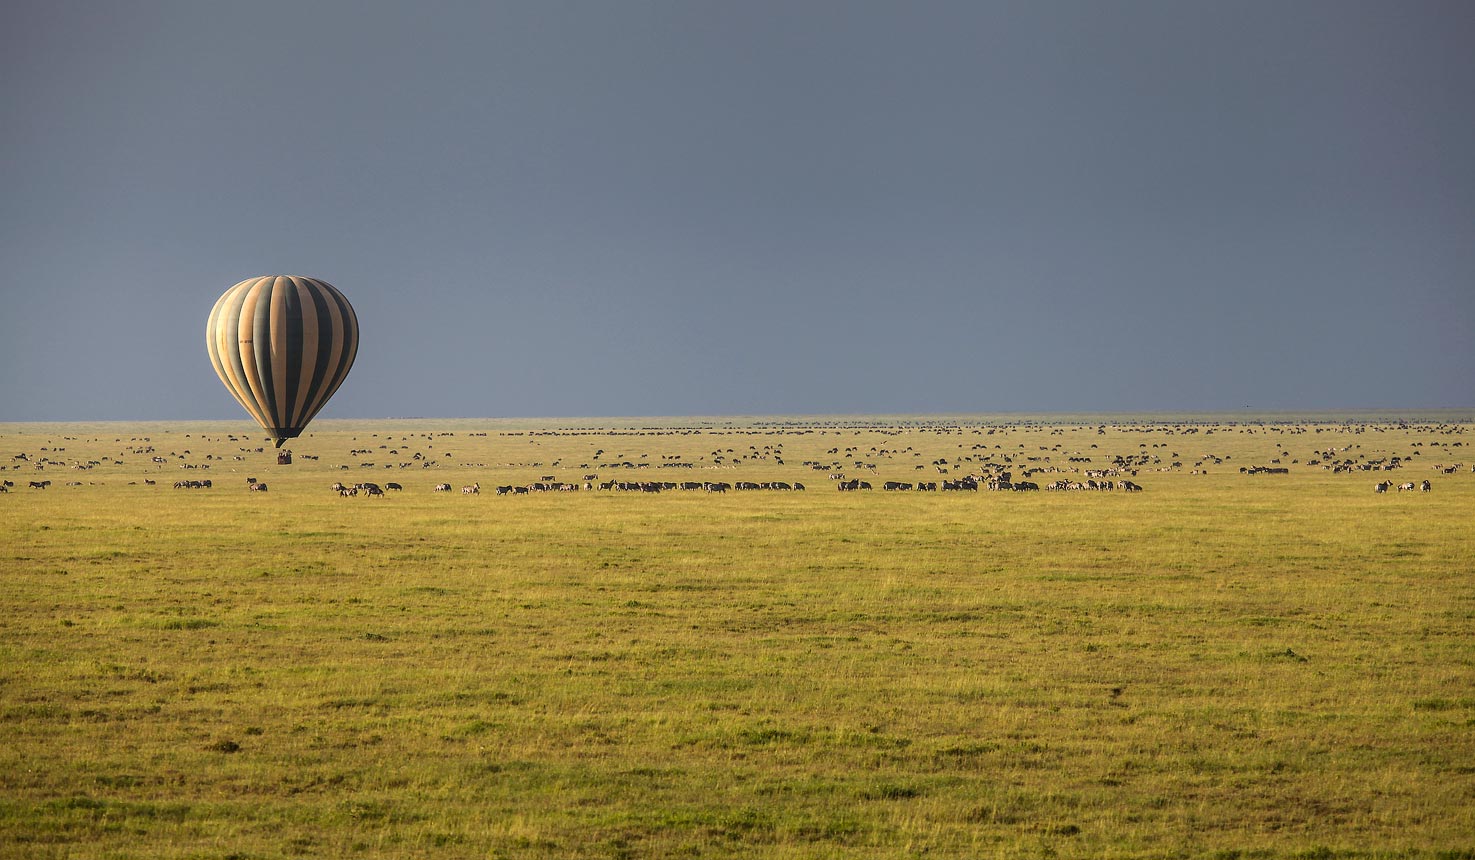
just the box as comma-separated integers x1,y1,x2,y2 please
1,415,1473,858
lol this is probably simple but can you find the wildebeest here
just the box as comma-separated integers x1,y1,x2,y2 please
248,482,268,492
1420,480,1431,492
29,480,49,489
364,485,385,498
1374,481,1391,494
385,482,403,491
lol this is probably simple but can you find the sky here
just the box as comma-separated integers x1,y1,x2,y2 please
2,1,1472,421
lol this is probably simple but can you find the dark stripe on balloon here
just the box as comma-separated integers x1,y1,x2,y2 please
269,277,291,433
311,281,350,425
316,282,358,420
289,278,321,430
282,278,306,430
299,281,337,430
250,278,280,433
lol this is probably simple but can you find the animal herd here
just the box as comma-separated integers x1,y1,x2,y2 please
1374,480,1432,493
321,476,1152,495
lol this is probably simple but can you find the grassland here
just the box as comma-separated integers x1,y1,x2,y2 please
2,415,1473,859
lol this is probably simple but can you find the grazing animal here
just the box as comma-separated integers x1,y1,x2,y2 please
248,482,268,492
495,485,513,495
1420,480,1431,492
433,483,452,492
385,482,403,491
365,485,385,498
1398,482,1416,492
1374,481,1391,494
462,483,479,495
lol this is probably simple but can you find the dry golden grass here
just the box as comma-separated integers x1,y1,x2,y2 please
1,415,1472,858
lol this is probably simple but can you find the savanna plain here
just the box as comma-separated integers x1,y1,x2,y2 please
2,414,1472,860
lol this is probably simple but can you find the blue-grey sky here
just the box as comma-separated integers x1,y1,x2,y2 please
3,1,1472,421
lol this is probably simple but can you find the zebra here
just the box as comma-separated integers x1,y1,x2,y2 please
462,483,479,495
1374,481,1391,493
433,483,452,492
1420,480,1431,492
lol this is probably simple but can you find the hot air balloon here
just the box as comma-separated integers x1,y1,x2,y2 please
206,276,359,448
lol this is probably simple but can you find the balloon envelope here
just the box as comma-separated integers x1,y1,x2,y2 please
206,276,359,447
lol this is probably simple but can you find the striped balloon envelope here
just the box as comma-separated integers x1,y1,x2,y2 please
206,276,359,448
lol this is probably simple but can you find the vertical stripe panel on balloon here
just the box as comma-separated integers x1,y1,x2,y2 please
211,284,244,420
212,284,247,411
299,283,346,428
249,278,281,433
205,291,232,404
220,280,270,429
253,280,281,433
270,277,291,432
289,278,321,431
236,280,274,432
316,283,358,421
299,283,337,427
